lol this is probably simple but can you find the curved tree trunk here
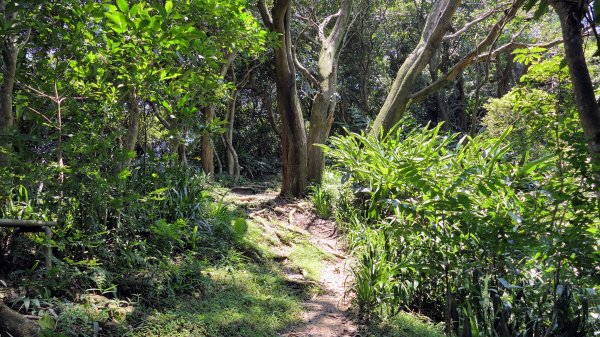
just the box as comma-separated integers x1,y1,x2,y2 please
370,0,461,135
550,0,600,203
259,0,307,197
306,0,353,184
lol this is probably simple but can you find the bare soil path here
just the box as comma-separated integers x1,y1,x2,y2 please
229,187,358,337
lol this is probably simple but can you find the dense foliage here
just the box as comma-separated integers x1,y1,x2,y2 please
1,0,599,336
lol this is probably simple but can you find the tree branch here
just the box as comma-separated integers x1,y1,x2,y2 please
410,39,562,102
293,46,321,88
318,10,341,42
408,0,528,102
257,0,273,29
220,52,237,77
443,3,510,40
149,101,171,130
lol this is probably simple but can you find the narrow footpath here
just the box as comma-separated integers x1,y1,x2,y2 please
230,187,358,337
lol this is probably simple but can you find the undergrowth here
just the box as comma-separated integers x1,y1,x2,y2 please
322,120,599,336
0,170,308,336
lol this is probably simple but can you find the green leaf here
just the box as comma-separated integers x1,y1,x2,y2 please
129,3,141,17
595,0,600,24
105,11,128,33
161,100,172,112
516,154,555,177
165,1,173,14
118,169,131,180
116,0,129,14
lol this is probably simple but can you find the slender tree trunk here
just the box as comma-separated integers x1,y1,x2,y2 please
0,2,19,167
149,102,187,167
117,90,140,172
177,141,187,167
259,0,307,197
306,0,353,184
455,72,468,132
496,55,514,97
225,89,241,184
214,143,223,175
263,90,281,137
307,90,336,183
201,54,235,177
551,0,600,202
201,105,215,176
429,51,450,130
370,0,461,135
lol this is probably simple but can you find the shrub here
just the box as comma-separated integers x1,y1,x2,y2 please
325,122,599,336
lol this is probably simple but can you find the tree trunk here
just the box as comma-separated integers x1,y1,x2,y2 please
429,51,450,130
551,0,600,202
259,0,307,197
496,55,514,97
225,89,241,184
370,0,461,135
0,2,19,167
117,90,140,172
177,141,187,166
0,302,39,337
306,0,353,184
201,54,235,177
455,72,468,132
263,90,281,137
202,105,215,176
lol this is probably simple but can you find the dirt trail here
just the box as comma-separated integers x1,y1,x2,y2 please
230,187,358,337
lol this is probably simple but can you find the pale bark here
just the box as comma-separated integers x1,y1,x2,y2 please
306,0,353,184
370,0,461,135
259,0,308,197
550,0,600,202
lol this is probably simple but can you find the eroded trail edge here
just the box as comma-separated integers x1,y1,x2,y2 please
231,188,358,337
